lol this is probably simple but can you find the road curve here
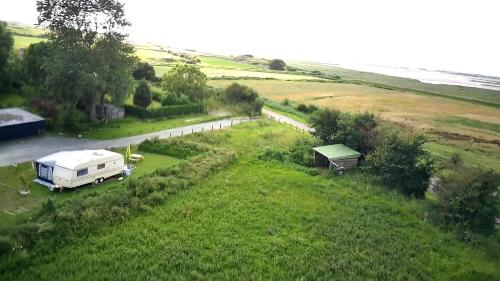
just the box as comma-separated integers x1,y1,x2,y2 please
262,108,314,133
0,117,249,166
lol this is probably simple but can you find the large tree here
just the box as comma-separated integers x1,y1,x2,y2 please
0,21,13,92
161,64,207,101
269,59,286,71
22,41,52,87
133,62,156,81
36,0,136,121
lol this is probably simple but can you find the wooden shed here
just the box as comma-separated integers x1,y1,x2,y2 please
313,144,361,173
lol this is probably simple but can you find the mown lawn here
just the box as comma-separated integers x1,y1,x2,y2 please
5,121,498,280
75,114,226,139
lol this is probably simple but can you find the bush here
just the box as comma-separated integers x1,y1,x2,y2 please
133,80,152,108
222,83,263,117
363,131,432,198
296,104,308,113
224,83,258,103
281,99,291,106
132,62,156,81
257,146,288,162
434,158,499,236
55,103,88,132
269,59,286,71
296,104,319,114
289,138,320,167
124,103,203,119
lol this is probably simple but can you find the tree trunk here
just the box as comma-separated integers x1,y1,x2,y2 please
90,98,97,122
98,93,105,121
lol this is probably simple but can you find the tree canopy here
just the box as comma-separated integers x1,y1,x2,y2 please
36,0,136,121
0,21,13,92
133,62,156,81
161,64,207,101
133,80,152,108
269,59,286,71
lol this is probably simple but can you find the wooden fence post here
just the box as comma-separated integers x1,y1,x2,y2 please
192,128,194,133
212,125,213,131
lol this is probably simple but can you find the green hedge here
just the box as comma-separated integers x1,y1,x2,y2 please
124,103,203,119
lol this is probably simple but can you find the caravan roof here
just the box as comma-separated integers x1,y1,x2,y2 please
36,150,122,170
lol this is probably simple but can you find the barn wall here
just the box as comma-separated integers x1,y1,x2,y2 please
314,152,330,168
332,158,358,170
0,120,45,141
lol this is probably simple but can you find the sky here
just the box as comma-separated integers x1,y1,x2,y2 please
1,0,499,76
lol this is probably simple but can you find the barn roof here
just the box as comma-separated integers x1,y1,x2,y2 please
313,144,361,160
0,108,44,127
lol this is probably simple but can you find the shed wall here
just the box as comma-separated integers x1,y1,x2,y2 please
0,120,45,141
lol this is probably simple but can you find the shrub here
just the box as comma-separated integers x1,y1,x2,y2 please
224,83,258,103
289,138,320,167
363,131,432,198
55,103,88,132
269,59,286,71
257,146,288,162
296,104,309,113
281,99,291,106
434,159,499,236
295,104,319,114
307,104,319,113
133,80,152,108
132,62,156,81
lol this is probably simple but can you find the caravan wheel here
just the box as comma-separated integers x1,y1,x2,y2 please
93,179,99,185
99,177,104,183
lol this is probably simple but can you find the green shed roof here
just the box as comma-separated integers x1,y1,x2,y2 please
313,144,361,160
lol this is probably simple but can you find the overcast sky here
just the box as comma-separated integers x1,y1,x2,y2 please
1,0,499,76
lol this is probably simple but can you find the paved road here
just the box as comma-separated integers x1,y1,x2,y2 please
0,117,249,166
262,108,314,133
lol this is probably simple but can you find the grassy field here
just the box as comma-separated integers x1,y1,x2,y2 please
200,56,261,70
290,61,500,107
74,114,227,139
0,151,180,225
3,120,498,280
209,80,500,141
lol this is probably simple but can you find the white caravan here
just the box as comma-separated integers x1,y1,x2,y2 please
34,149,124,189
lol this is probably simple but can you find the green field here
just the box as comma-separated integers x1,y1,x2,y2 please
2,121,498,280
436,116,500,133
0,151,180,225
74,114,227,139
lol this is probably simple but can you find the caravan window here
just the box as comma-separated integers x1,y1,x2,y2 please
97,163,105,169
77,168,88,177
